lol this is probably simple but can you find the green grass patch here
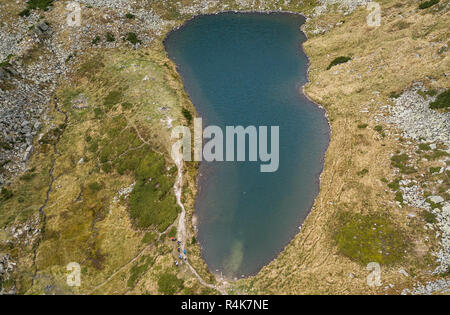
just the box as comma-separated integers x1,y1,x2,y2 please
429,89,449,110
395,191,403,203
88,181,102,193
422,210,437,224
106,32,115,42
181,108,192,125
389,91,401,99
78,55,105,79
419,143,431,151
103,90,122,110
91,36,100,45
116,147,179,232
20,172,36,181
429,166,441,174
0,187,13,201
121,102,133,110
418,89,438,98
125,33,142,45
424,150,449,161
391,154,416,174
419,0,439,10
125,13,135,19
426,198,442,210
26,0,53,11
335,212,408,265
327,56,351,70
0,141,12,150
19,9,31,17
357,123,368,129
387,178,400,191
157,272,184,295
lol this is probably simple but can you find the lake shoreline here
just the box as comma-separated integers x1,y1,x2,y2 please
164,11,331,281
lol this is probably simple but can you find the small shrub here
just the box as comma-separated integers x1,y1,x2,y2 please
391,154,409,165
419,143,431,151
389,91,401,99
327,56,351,70
91,36,100,45
0,61,11,68
429,166,441,174
395,191,403,203
121,102,133,110
391,154,416,174
88,182,102,192
426,89,438,96
426,198,442,210
387,179,400,191
424,149,449,160
191,236,196,244
418,0,439,10
101,163,112,173
422,210,436,224
26,0,54,11
181,108,192,124
0,187,13,201
125,13,135,19
441,267,450,277
19,9,31,17
357,123,368,129
125,32,141,45
357,168,369,177
106,32,115,42
429,89,449,110
0,141,12,150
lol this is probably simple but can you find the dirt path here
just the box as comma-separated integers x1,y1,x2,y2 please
173,157,227,295
88,247,148,295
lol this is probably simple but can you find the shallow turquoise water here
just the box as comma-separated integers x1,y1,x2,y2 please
165,12,329,278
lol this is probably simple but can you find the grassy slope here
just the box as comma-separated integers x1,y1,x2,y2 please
0,43,212,294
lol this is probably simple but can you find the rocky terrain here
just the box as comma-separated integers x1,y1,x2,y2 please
381,85,450,277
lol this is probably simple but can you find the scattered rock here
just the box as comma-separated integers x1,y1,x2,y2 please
429,196,444,204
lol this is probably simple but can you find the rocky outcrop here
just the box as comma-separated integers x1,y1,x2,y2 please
385,83,450,144
0,253,16,295
379,84,450,278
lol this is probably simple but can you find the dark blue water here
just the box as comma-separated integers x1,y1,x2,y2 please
165,13,329,278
